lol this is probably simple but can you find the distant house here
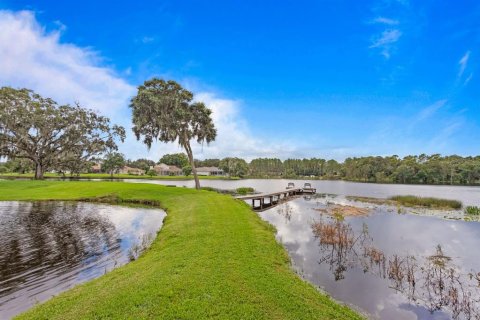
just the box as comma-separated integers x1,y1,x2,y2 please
152,163,182,176
119,166,145,175
91,162,102,173
196,167,224,176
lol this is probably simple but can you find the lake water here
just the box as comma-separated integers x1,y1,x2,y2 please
0,201,165,319
125,178,480,206
259,195,480,320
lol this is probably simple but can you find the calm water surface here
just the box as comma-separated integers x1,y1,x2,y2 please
124,179,480,206
0,201,165,319
260,195,480,319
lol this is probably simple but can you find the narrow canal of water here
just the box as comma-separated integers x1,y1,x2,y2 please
259,195,480,320
0,201,165,319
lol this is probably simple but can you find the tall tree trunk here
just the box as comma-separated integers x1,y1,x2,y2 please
34,162,43,180
185,141,200,190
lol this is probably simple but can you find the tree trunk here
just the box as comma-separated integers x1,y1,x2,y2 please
185,141,200,190
34,162,44,180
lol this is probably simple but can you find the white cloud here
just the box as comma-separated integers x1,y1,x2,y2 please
0,10,135,119
139,92,301,161
458,51,470,78
372,17,399,25
370,29,402,59
140,36,155,44
0,9,298,161
463,73,473,86
416,99,447,121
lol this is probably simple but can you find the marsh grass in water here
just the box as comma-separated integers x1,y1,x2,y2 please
389,195,462,209
235,187,255,195
347,195,463,210
465,206,480,215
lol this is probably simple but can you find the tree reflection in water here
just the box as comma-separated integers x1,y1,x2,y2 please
277,203,293,222
311,217,480,319
0,201,120,297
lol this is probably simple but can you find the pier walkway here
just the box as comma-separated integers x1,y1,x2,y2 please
235,186,316,211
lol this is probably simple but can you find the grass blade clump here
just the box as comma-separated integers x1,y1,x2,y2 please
235,187,255,195
389,195,462,210
465,206,480,215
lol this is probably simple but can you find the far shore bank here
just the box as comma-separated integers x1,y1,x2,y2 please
1,173,479,187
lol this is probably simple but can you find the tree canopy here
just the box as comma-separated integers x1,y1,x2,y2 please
159,153,189,168
0,87,125,179
102,152,126,177
130,79,216,189
219,157,249,178
128,158,156,172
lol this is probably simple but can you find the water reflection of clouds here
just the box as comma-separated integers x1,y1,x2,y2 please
260,197,480,320
0,201,166,319
97,205,165,250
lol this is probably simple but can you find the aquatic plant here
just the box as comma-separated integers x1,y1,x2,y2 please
310,218,480,319
465,206,480,215
389,195,462,209
236,187,255,195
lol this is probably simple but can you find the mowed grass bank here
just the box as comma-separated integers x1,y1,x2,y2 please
0,180,361,320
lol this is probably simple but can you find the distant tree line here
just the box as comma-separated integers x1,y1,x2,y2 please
2,152,480,185
120,153,480,185
247,154,480,185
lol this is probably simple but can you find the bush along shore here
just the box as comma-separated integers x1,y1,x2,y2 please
0,180,361,320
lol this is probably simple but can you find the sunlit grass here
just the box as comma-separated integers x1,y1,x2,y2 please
0,180,361,320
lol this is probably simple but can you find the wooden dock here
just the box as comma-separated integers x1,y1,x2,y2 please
235,186,316,211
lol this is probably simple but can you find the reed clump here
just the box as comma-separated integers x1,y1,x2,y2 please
389,195,462,210
464,206,480,215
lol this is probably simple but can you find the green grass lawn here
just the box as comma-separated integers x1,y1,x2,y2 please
0,172,239,180
0,180,361,320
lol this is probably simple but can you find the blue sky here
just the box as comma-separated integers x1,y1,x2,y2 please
0,0,479,160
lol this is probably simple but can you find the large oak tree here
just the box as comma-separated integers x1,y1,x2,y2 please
0,87,125,179
130,79,216,189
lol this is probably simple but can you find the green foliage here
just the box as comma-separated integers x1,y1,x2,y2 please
0,87,125,179
159,153,189,167
182,165,192,176
219,157,249,177
146,169,157,177
236,187,255,195
195,158,220,167
246,154,480,185
130,79,217,189
0,158,34,173
102,152,126,177
389,195,463,209
465,206,480,215
128,158,155,171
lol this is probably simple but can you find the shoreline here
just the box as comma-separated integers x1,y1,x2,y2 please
1,174,479,187
0,180,361,320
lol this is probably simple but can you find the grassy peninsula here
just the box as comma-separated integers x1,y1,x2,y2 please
0,180,361,320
